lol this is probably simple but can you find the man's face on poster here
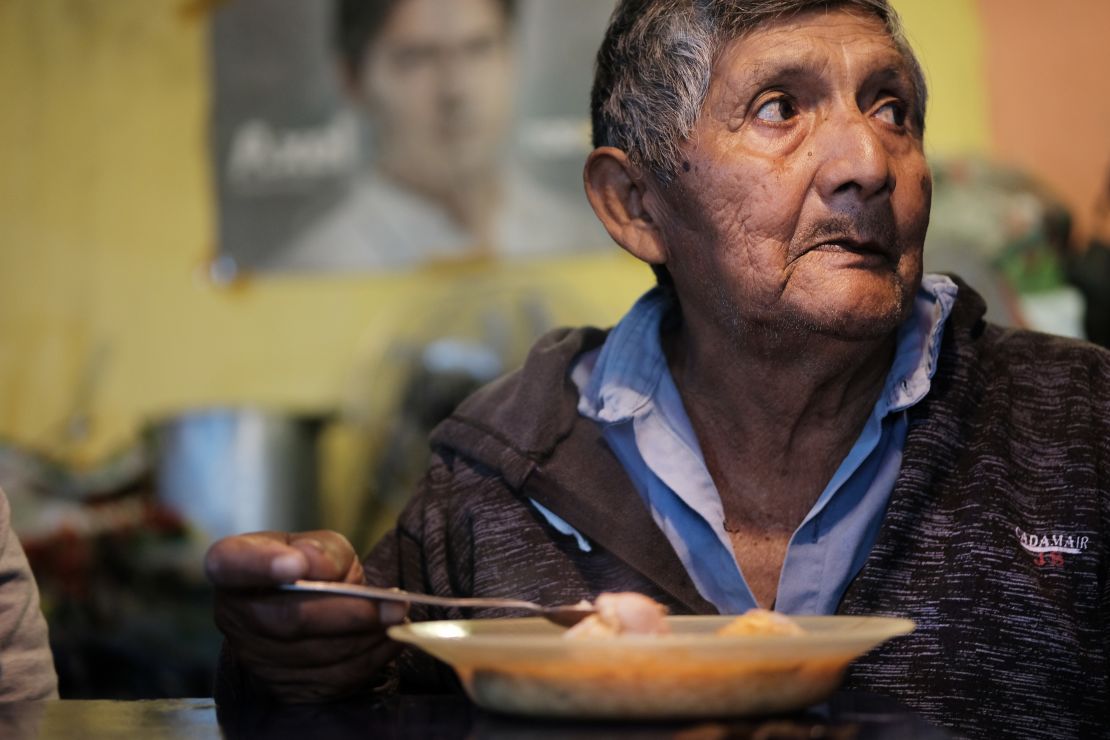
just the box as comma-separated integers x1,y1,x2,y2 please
351,0,514,192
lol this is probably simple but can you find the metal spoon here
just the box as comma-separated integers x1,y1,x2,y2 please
279,579,596,628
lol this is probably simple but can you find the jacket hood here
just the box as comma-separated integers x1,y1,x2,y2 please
429,326,609,489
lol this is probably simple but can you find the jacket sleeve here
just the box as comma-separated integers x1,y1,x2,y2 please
0,487,58,701
360,456,474,694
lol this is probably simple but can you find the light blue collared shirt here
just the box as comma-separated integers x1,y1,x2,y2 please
535,274,957,615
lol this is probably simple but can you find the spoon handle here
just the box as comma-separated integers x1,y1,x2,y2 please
279,579,542,612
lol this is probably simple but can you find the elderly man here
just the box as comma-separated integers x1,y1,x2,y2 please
206,0,1110,736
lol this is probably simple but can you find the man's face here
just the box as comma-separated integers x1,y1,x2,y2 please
353,0,513,190
657,9,931,342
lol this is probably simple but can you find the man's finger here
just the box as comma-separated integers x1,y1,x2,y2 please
205,532,310,588
287,530,362,583
205,530,365,588
217,592,408,639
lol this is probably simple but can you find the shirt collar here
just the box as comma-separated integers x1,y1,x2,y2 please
883,273,958,412
577,289,671,423
578,274,958,424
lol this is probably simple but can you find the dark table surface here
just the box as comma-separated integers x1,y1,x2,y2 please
0,692,951,739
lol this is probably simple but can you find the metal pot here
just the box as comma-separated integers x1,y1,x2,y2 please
146,408,325,542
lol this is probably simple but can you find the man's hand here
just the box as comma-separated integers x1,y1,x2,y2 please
205,530,407,703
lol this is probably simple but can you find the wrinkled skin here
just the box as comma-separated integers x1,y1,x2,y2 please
205,531,408,703
656,10,931,346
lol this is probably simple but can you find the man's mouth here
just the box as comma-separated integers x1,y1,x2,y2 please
809,238,889,257
794,213,901,264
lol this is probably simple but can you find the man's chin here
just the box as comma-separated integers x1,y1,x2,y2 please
793,270,917,340
800,294,913,341
804,314,903,342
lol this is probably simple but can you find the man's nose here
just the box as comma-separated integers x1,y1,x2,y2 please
812,109,894,203
437,49,473,108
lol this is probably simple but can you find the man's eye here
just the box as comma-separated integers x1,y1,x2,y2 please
754,97,796,122
463,35,500,58
875,100,907,126
391,45,438,72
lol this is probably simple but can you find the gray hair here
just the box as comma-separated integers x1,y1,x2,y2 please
591,0,928,184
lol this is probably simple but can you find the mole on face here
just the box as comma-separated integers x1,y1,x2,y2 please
682,160,691,173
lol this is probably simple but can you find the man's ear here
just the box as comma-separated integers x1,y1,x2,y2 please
583,147,669,267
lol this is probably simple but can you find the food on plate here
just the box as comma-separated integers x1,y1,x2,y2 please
563,592,670,638
716,608,806,637
563,597,805,640
390,614,916,719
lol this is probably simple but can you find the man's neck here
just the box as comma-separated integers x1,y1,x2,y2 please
664,311,895,511
670,312,892,423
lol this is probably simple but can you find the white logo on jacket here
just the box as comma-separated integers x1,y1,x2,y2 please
1015,526,1090,555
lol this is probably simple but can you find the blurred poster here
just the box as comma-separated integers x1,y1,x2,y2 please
208,0,614,278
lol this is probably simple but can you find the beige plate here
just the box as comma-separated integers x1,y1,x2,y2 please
388,614,914,720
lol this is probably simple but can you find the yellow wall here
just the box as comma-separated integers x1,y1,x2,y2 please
893,0,991,158
0,0,988,525
0,2,648,458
